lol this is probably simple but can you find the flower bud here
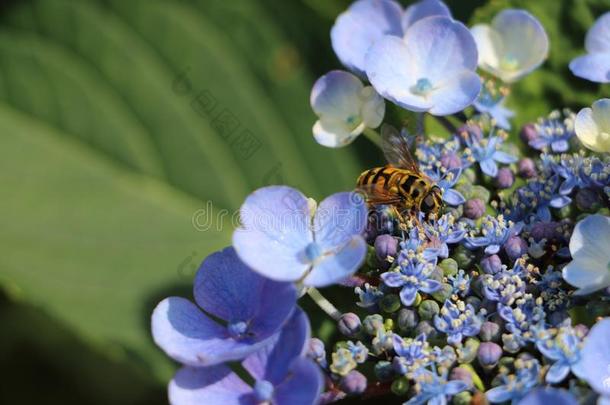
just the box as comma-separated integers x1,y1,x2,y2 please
449,367,473,388
338,313,362,337
457,338,480,364
431,283,453,303
453,245,475,269
575,188,602,212
441,152,462,169
517,158,537,178
330,348,356,376
374,360,394,382
465,296,482,312
520,123,538,144
480,254,502,274
464,198,485,219
439,258,459,276
397,309,419,332
418,300,440,321
308,338,327,367
340,370,367,395
479,321,501,342
477,342,502,369
495,167,514,189
363,314,384,335
415,320,439,341
555,204,572,219
375,234,398,268
380,294,401,313
470,185,491,203
503,236,527,261
574,323,589,337
391,376,411,396
452,391,473,405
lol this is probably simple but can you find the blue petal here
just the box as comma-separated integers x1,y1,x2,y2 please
480,158,498,177
169,366,253,405
536,206,551,222
402,0,451,32
152,297,273,367
194,247,296,327
233,186,313,282
428,71,481,116
421,279,442,293
550,195,571,208
551,139,569,153
331,0,403,76
428,394,448,405
545,362,570,384
243,308,309,385
273,358,324,405
311,70,364,122
443,189,466,206
585,12,610,54
580,318,610,395
400,285,418,306
445,380,468,395
569,53,610,83
313,191,368,249
486,386,513,403
381,271,406,288
493,150,518,164
303,236,367,287
485,244,500,255
519,388,578,405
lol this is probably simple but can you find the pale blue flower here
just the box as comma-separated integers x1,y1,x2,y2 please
562,215,610,295
331,0,403,76
365,16,481,116
311,70,385,147
463,134,517,177
519,388,578,405
434,300,482,346
575,98,610,153
424,213,467,258
570,12,610,83
474,92,514,130
486,358,540,404
471,9,549,83
233,186,368,287
465,215,518,255
580,318,610,399
402,0,451,31
528,110,575,153
381,252,441,306
535,323,586,384
406,368,469,405
423,166,466,206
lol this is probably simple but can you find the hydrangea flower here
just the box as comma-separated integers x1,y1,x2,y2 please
422,166,466,206
473,80,515,130
465,215,518,255
528,110,576,153
310,70,385,147
168,309,323,405
406,368,469,405
580,318,610,401
331,0,403,76
152,247,297,367
365,16,481,115
486,358,541,404
471,9,549,83
519,388,578,405
535,323,585,384
462,132,517,177
482,262,526,305
499,295,546,348
402,0,451,32
381,252,441,306
233,186,368,287
562,214,610,295
575,98,610,153
434,300,482,346
392,333,430,375
424,213,467,258
570,12,610,83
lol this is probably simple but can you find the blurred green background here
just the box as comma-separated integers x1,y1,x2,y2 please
0,0,608,403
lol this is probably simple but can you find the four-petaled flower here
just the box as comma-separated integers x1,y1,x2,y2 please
381,252,441,306
233,186,368,287
536,323,586,384
570,12,610,83
486,358,541,404
575,98,610,153
434,300,482,346
462,133,517,177
405,368,469,405
465,215,518,255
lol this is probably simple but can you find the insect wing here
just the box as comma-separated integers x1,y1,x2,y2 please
380,124,420,173
355,184,403,206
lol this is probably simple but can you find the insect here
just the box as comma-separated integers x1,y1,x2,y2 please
356,124,443,220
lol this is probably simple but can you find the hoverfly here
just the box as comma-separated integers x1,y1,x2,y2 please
356,124,443,220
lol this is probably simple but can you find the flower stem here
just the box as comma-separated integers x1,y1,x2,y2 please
363,128,383,148
434,116,458,134
307,287,342,321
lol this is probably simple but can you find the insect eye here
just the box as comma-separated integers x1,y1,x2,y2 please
421,194,436,212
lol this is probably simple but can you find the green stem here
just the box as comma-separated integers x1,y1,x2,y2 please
363,127,383,148
307,287,342,321
434,115,458,134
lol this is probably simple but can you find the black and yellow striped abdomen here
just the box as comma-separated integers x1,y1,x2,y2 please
357,165,432,210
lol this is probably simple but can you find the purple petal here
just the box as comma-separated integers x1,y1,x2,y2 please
569,53,610,83
303,236,367,287
194,247,295,325
492,150,518,164
585,12,610,54
331,0,403,76
273,358,324,405
168,366,253,405
381,271,406,288
152,297,273,367
519,388,578,405
314,191,368,249
402,0,451,32
399,285,418,306
243,308,310,385
480,159,498,177
233,186,312,282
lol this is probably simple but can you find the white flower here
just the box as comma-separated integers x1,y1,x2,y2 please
471,9,549,83
310,70,384,148
575,99,610,153
562,215,610,295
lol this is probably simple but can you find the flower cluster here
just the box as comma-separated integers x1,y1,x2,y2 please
151,1,610,404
